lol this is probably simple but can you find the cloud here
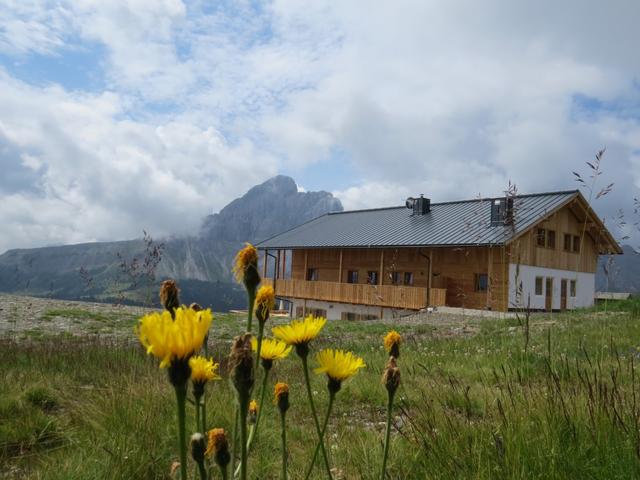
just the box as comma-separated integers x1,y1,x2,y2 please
1,0,640,252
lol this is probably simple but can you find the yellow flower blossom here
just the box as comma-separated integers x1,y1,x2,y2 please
274,382,289,402
136,307,213,368
251,337,292,361
232,243,259,283
189,356,220,384
205,428,228,460
249,400,258,416
384,330,402,357
272,315,327,346
314,349,366,382
255,284,275,321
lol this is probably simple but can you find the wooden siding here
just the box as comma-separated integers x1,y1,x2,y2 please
264,278,445,309
509,203,599,273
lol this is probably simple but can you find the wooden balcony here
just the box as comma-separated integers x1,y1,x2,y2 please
263,279,446,310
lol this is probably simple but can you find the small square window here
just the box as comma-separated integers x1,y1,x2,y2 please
306,268,318,281
475,273,489,292
347,270,359,284
570,280,576,297
536,228,546,247
404,272,414,286
572,235,581,253
367,271,379,285
547,230,556,249
535,277,544,295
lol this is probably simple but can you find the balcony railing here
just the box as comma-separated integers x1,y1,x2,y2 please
263,279,446,310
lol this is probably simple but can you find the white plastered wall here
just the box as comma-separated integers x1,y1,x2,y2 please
288,299,411,320
508,264,595,310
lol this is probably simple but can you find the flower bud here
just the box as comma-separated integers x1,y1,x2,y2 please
382,356,401,395
190,432,206,464
229,333,254,397
159,279,180,316
206,428,231,469
248,400,258,425
384,330,402,358
274,382,290,414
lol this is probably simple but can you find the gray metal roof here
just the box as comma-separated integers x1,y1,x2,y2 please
256,190,580,249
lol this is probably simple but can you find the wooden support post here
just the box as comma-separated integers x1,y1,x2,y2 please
275,249,281,280
487,247,493,310
262,249,268,279
379,250,384,285
338,249,343,283
282,249,287,279
303,250,308,280
428,248,433,306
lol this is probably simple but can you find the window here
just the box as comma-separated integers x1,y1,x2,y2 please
342,312,357,321
391,271,401,285
475,273,488,292
535,277,544,295
296,306,304,317
547,230,556,249
564,233,572,251
306,308,326,318
570,280,576,297
347,270,359,284
536,228,546,247
367,271,379,285
404,272,414,286
306,268,318,281
572,235,581,253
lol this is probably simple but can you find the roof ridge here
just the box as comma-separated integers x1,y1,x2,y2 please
327,190,579,215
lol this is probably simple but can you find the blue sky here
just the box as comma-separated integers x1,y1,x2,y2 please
0,0,639,253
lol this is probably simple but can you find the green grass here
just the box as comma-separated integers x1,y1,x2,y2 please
2,305,640,479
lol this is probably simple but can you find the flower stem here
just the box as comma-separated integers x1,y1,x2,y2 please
280,410,288,480
196,460,207,480
239,396,249,480
254,321,265,372
195,394,201,433
304,391,335,480
247,290,256,332
380,391,395,480
174,384,188,480
301,355,333,479
201,395,207,434
247,365,269,450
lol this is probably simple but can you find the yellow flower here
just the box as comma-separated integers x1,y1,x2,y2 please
314,349,366,382
205,428,229,461
272,315,327,346
384,330,402,357
136,307,213,368
274,382,289,402
255,285,275,321
274,382,290,413
232,243,259,283
189,356,220,384
251,337,292,361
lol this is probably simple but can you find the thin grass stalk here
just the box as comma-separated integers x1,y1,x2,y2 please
304,391,335,480
247,290,256,333
255,321,265,373
280,409,288,480
197,460,207,480
301,355,333,479
246,365,269,451
174,385,188,480
380,390,396,480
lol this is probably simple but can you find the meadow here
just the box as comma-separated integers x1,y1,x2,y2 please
2,297,640,479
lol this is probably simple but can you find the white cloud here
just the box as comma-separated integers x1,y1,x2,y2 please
1,0,640,252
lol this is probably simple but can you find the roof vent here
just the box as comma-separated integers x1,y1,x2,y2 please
490,197,514,226
406,195,431,215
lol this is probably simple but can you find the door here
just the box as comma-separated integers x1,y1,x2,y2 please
560,280,567,311
545,278,553,311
